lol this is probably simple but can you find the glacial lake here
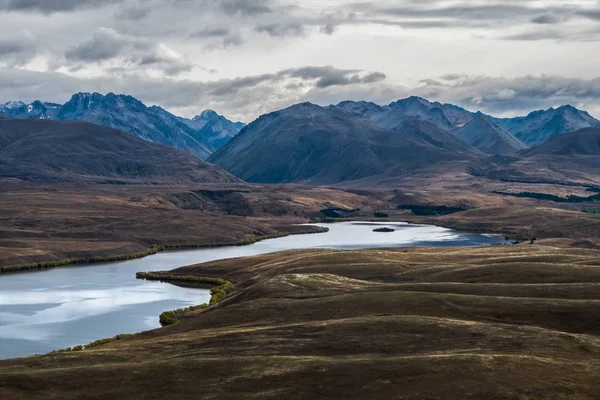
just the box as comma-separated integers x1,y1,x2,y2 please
0,221,506,359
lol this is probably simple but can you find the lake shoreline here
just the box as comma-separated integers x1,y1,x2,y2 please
0,225,329,275
0,221,509,360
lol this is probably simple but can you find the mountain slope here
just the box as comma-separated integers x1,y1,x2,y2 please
521,127,600,157
0,93,245,159
0,119,238,184
208,103,483,185
452,113,528,155
494,105,600,145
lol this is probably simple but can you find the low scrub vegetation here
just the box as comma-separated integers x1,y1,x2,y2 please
0,245,166,274
137,272,233,326
320,208,360,218
494,190,600,203
397,204,468,216
374,212,389,218
583,208,600,214
49,334,134,354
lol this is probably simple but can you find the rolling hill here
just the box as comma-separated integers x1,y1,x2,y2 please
208,102,484,185
0,119,239,184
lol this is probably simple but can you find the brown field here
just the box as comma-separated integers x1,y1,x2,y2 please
1,244,600,399
0,182,388,267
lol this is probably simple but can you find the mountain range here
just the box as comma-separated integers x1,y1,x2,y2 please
330,96,599,149
210,99,600,186
208,102,486,184
0,118,238,184
0,93,245,160
3,93,599,186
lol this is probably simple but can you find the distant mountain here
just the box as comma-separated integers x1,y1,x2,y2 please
179,109,247,150
0,100,62,120
208,102,484,185
333,96,474,132
0,119,239,184
334,97,600,150
452,113,528,155
0,93,245,159
493,105,600,146
521,127,600,157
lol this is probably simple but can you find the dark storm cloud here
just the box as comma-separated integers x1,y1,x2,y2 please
0,0,122,13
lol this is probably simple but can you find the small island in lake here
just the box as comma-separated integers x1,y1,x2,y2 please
373,227,395,233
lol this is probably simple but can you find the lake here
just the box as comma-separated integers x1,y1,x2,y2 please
0,221,506,359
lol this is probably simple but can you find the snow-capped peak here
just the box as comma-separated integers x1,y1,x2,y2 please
2,101,25,110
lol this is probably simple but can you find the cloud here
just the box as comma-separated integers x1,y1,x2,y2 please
411,74,600,116
191,27,231,38
320,23,336,35
0,0,122,14
218,0,272,16
531,14,563,24
65,28,126,62
255,22,304,37
283,66,386,88
64,28,192,75
0,31,37,66
116,6,151,21
190,27,244,48
576,10,600,21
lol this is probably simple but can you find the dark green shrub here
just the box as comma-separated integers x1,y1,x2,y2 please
159,311,179,326
374,212,389,218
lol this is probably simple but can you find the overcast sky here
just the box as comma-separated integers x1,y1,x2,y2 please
1,0,600,121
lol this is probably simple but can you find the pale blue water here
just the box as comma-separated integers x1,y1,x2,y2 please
0,221,506,359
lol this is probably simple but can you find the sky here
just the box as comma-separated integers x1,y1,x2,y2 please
0,0,600,122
